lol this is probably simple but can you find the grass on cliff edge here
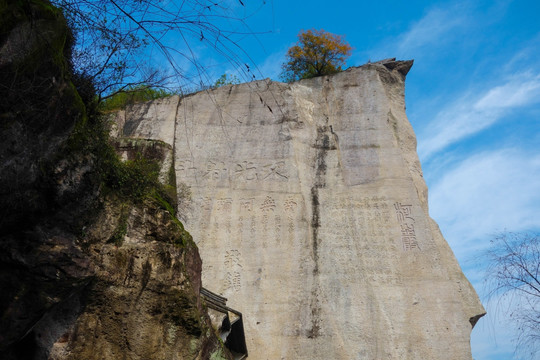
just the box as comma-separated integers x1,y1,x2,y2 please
99,86,175,112
1,0,191,246
65,102,192,247
98,73,242,112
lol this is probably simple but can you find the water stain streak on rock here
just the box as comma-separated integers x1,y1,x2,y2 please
116,59,486,359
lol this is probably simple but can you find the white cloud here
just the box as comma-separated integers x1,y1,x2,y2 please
502,32,540,72
397,6,467,54
429,148,540,359
363,2,472,62
418,73,540,159
474,74,540,110
255,47,288,80
429,148,540,260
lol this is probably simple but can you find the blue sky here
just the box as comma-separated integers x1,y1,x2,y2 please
151,1,540,358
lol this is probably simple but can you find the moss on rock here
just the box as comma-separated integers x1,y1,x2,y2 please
0,1,230,359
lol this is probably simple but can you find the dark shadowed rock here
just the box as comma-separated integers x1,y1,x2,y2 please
0,1,232,359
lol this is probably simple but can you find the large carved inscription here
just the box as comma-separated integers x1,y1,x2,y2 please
122,65,484,359
192,193,303,295
284,197,298,245
224,249,242,292
326,195,392,240
260,196,276,247
394,202,420,251
177,159,290,183
320,195,411,285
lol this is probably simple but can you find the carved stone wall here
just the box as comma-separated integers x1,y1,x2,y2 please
115,60,485,359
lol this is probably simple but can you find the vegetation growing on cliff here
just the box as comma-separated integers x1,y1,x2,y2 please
281,29,352,82
0,0,191,262
0,1,231,358
65,108,193,247
50,0,266,100
214,73,241,88
99,85,176,112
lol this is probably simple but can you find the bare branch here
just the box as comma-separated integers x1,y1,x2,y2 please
484,232,540,357
53,0,269,100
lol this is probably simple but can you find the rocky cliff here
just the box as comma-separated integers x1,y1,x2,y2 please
0,1,232,359
115,60,486,359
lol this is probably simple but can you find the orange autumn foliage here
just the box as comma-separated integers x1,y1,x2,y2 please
281,29,352,82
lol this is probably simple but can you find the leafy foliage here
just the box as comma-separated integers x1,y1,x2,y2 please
99,85,175,112
66,111,192,246
214,73,240,87
484,232,540,357
281,29,352,82
108,207,129,246
66,109,166,202
104,153,161,199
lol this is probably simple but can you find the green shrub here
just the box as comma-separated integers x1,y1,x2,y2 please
99,86,175,112
214,73,240,88
108,209,128,246
66,111,165,202
103,152,161,199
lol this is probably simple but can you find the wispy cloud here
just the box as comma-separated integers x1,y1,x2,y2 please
474,74,540,110
429,148,540,260
397,5,469,54
502,32,540,72
418,73,540,159
430,146,540,360
255,47,287,80
364,2,473,62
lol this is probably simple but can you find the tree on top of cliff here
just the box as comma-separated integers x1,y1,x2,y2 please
280,29,352,82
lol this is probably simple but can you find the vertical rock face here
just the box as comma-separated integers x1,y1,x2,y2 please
0,2,232,359
118,61,485,359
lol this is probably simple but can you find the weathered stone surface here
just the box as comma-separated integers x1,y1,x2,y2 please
111,97,178,143
0,1,233,359
0,195,231,360
118,62,485,359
